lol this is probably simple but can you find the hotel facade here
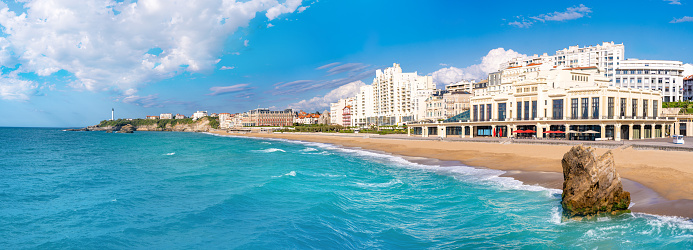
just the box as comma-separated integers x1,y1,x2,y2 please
408,66,676,141
614,59,685,102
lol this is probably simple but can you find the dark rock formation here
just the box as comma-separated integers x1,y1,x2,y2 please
561,145,630,218
117,124,135,133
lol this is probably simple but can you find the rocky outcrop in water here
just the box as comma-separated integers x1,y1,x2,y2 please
116,124,134,133
561,145,630,218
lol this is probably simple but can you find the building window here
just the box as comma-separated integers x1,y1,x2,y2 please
608,97,614,118
524,101,530,120
517,101,522,120
653,100,658,117
632,99,638,117
643,100,648,118
592,97,599,119
552,99,563,120
620,98,627,117
581,98,589,119
498,103,506,121
571,98,579,119
473,105,478,121
616,79,621,84
532,101,537,120
487,104,492,121
480,104,485,121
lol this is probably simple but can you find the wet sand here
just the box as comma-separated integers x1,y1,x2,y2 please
211,132,693,219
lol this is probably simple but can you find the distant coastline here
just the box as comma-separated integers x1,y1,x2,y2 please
209,131,693,219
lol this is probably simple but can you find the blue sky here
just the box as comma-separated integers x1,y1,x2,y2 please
0,0,691,127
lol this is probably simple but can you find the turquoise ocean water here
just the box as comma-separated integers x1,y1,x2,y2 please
0,127,691,249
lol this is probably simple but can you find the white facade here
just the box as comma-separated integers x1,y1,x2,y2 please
159,113,173,119
684,75,693,101
330,98,353,125
614,59,684,102
192,111,208,120
371,63,436,125
504,42,624,81
219,113,232,128
445,80,474,93
353,85,374,127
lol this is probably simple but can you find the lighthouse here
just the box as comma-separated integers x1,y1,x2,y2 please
111,108,114,121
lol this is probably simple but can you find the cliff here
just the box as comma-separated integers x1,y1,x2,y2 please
68,117,220,133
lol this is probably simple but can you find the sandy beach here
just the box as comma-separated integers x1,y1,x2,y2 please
211,131,693,219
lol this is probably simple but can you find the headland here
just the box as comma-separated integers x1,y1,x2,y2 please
210,131,693,219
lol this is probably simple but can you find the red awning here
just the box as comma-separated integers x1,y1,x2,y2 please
524,130,536,133
512,130,526,133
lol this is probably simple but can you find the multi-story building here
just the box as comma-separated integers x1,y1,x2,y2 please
425,90,472,121
219,113,232,128
685,75,693,101
614,59,685,102
159,113,173,119
146,115,158,120
503,42,624,81
241,109,294,127
353,85,374,127
342,106,352,127
408,66,675,141
445,80,475,94
192,111,208,120
371,63,436,125
330,98,353,126
295,111,320,125
174,114,186,119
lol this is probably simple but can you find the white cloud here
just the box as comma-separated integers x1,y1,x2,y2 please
266,0,302,21
244,40,249,47
288,80,365,110
0,0,303,99
220,66,235,70
297,6,309,13
0,77,38,100
665,0,682,5
509,4,591,28
683,64,693,77
267,23,274,27
430,48,526,88
670,16,693,23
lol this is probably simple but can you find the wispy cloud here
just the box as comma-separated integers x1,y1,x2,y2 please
316,62,341,70
121,94,163,108
273,63,374,95
220,66,235,70
508,4,592,28
207,84,254,96
670,16,693,23
288,80,365,110
326,63,368,75
665,0,682,5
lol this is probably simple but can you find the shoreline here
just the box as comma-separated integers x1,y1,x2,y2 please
210,131,693,219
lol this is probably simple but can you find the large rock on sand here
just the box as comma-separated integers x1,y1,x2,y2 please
561,145,630,218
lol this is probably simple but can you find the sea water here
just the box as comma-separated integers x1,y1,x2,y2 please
0,128,691,249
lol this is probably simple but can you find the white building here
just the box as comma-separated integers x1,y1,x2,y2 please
330,98,353,125
445,80,475,93
614,59,685,102
504,42,624,81
192,111,208,120
684,75,693,101
353,85,374,127
159,113,173,119
174,114,186,119
371,63,436,125
219,113,232,128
